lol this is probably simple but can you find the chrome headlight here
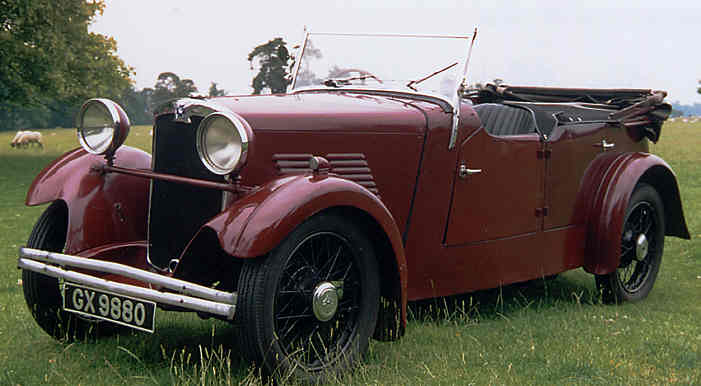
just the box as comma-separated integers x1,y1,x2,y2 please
196,112,251,175
76,98,130,155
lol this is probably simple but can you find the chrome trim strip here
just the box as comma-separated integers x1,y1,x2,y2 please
146,119,161,272
450,29,477,150
449,104,460,150
19,247,236,305
19,258,235,319
221,190,233,212
459,28,478,97
146,161,161,271
290,27,310,90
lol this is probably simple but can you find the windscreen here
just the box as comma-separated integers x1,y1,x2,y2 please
291,33,472,100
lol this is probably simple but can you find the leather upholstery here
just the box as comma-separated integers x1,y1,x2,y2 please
473,103,537,136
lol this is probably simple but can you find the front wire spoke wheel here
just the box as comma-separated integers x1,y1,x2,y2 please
276,232,359,367
235,213,380,382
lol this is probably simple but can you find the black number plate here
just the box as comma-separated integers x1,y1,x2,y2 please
63,283,156,333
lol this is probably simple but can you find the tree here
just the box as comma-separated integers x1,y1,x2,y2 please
0,0,133,130
151,72,198,104
248,38,293,94
698,80,701,95
208,82,226,97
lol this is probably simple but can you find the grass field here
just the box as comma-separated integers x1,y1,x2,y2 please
0,123,699,385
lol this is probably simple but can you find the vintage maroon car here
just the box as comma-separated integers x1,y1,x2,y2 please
17,32,689,381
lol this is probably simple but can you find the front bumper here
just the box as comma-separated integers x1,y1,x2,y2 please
18,247,236,319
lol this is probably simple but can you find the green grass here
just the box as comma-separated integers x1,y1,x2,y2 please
1,123,699,384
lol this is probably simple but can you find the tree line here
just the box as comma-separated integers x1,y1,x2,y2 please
4,0,700,132
1,0,238,131
0,0,300,131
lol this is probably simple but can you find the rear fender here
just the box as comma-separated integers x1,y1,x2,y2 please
200,174,408,339
583,152,690,275
25,146,151,255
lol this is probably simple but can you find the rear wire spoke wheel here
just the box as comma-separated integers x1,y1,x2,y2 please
22,202,122,341
596,184,665,303
236,213,380,382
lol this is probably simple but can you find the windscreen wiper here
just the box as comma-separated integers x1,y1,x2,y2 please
406,62,458,91
324,74,383,88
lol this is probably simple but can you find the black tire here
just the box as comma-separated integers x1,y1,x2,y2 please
22,202,120,341
235,212,380,382
596,184,665,303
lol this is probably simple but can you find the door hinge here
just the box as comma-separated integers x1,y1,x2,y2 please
537,149,551,159
535,207,549,217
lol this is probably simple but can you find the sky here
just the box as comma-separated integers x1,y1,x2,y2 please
90,0,701,104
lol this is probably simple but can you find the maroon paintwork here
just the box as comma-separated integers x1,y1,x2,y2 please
583,152,688,274
25,89,690,332
204,174,405,262
26,146,151,255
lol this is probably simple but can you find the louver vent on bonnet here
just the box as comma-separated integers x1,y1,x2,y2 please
273,153,380,196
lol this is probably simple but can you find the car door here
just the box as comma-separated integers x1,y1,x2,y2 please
544,123,610,230
544,113,645,230
445,104,544,246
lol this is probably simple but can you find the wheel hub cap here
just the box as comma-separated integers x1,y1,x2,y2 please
312,282,338,322
636,234,649,259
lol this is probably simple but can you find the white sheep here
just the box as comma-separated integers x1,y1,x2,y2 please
14,131,43,149
10,130,26,147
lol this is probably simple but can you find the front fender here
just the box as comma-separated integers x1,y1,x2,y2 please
583,152,690,275
206,175,406,262
202,174,408,337
26,146,151,254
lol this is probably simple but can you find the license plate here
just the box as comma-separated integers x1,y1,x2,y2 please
63,283,156,333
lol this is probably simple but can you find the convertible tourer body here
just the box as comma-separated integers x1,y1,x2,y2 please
17,31,689,381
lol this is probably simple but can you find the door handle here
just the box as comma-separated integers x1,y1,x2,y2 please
593,139,615,150
459,164,482,179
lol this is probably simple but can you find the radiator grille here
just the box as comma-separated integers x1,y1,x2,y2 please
148,115,224,269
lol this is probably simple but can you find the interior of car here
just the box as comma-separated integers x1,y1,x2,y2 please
473,102,614,138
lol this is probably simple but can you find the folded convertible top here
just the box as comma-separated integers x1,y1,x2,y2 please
471,84,672,142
